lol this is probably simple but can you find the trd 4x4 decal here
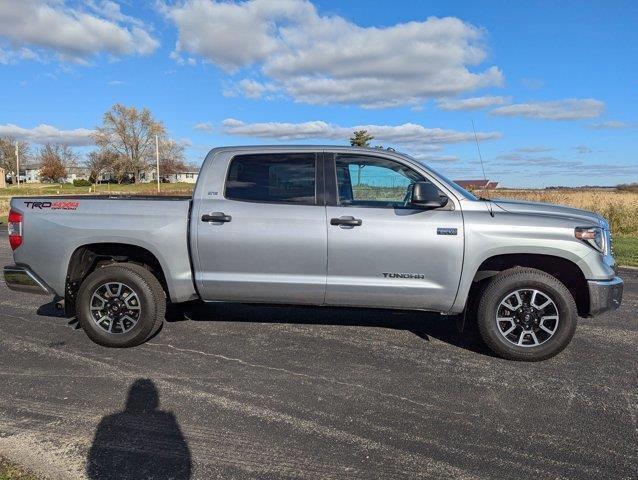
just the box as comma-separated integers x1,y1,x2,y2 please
24,201,79,211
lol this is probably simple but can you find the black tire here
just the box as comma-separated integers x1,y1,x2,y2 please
77,263,166,348
477,267,577,361
115,263,166,340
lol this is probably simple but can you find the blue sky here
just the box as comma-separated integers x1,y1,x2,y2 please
0,0,636,187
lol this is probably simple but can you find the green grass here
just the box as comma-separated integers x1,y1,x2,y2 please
0,181,195,197
614,236,638,267
0,458,39,480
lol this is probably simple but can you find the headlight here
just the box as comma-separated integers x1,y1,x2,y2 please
575,226,606,253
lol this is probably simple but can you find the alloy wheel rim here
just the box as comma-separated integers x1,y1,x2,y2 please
89,282,141,334
495,288,559,347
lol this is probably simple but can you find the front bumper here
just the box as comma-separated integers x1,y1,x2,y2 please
3,265,53,295
588,277,623,316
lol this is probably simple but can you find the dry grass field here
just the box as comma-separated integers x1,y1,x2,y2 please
480,188,638,266
488,189,638,236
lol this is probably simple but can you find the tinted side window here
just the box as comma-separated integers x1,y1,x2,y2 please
225,154,316,204
335,155,425,208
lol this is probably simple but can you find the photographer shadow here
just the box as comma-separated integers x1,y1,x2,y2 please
86,378,192,480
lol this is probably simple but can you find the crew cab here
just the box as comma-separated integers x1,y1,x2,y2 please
3,146,623,360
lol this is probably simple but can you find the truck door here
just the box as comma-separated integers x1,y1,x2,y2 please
193,151,327,304
324,153,464,311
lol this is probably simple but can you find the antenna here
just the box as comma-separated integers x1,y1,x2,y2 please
471,119,487,184
471,120,494,216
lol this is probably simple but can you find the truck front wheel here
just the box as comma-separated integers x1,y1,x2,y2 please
477,267,577,361
76,263,166,348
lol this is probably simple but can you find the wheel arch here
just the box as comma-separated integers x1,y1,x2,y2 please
464,253,590,317
65,242,170,316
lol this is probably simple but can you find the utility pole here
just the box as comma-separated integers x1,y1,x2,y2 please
155,134,160,193
15,142,20,187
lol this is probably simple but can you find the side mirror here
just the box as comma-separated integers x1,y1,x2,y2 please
411,181,448,209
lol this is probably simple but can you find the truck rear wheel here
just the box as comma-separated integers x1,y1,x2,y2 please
477,267,577,361
76,263,166,348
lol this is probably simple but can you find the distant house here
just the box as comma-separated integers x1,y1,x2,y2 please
65,166,91,182
17,163,91,184
96,171,119,183
139,169,156,183
454,179,499,190
141,166,199,184
22,163,42,183
169,170,199,183
90,164,200,184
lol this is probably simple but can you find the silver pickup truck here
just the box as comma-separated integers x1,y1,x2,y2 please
4,146,623,360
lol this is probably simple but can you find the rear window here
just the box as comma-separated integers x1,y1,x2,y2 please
225,153,316,205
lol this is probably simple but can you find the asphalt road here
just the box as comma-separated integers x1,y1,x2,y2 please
0,235,636,480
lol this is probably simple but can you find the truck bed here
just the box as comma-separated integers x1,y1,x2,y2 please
10,195,197,303
11,194,192,201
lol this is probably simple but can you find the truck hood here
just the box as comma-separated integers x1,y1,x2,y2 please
491,198,606,227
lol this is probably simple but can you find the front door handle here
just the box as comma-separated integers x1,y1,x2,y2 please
201,212,232,223
330,216,362,227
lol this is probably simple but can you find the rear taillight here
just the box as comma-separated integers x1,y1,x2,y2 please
8,209,23,250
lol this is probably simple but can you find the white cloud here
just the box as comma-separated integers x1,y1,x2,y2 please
221,119,501,146
490,98,605,120
0,124,95,146
238,79,276,99
0,46,40,64
588,120,631,130
223,79,278,99
582,163,638,177
86,0,144,27
495,151,638,178
514,146,553,153
0,0,158,63
496,152,579,168
163,0,503,108
169,50,197,66
193,122,214,132
573,145,592,154
410,153,460,163
437,96,509,111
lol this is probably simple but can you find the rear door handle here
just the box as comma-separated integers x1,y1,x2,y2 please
201,212,232,223
330,216,362,227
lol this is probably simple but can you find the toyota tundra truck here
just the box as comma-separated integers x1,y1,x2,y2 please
3,146,624,361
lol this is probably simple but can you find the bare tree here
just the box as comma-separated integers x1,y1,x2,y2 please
87,150,112,182
86,150,131,183
39,144,73,182
0,136,31,184
157,139,187,178
93,104,166,182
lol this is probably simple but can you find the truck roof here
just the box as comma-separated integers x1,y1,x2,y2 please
206,145,406,155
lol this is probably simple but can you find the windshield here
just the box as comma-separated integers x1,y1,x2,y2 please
411,158,478,201
436,172,479,201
